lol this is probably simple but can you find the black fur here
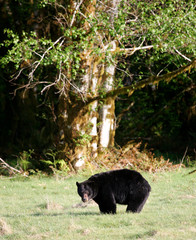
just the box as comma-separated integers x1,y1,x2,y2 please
76,169,151,214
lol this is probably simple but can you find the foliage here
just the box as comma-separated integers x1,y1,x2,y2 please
73,132,92,147
0,0,195,93
0,0,195,169
41,149,71,173
17,149,34,171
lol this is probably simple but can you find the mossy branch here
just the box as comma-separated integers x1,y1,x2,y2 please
86,59,196,104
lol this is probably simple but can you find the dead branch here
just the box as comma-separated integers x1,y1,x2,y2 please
0,157,22,175
102,43,154,54
70,0,84,27
174,47,191,62
118,45,154,54
178,146,189,171
188,169,196,175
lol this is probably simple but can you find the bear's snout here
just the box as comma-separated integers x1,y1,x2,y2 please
82,193,89,202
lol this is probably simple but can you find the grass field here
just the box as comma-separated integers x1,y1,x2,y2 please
0,169,196,240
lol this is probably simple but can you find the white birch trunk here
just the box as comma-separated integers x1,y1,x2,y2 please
99,99,115,148
89,100,98,157
88,60,100,157
99,52,116,148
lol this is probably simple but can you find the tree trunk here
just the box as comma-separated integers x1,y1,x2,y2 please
99,61,116,149
57,53,117,168
55,0,120,168
99,97,116,148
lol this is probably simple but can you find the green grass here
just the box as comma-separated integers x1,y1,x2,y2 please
0,169,196,240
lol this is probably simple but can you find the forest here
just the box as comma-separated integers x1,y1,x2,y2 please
0,0,195,175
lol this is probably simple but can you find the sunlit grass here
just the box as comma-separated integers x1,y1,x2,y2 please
0,169,196,239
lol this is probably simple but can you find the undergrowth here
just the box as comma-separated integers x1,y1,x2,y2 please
0,141,190,177
85,142,184,173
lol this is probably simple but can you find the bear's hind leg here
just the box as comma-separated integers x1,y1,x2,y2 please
126,191,150,213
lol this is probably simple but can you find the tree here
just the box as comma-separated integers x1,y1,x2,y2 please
0,0,195,168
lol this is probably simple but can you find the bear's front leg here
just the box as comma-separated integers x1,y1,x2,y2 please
94,186,117,214
98,202,116,214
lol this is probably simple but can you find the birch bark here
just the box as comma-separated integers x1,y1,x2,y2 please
99,63,116,148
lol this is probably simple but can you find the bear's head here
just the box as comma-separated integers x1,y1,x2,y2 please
76,181,97,202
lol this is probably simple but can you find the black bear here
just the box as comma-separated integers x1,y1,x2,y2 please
76,169,151,214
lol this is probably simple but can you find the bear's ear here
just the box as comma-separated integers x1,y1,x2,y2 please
76,182,79,187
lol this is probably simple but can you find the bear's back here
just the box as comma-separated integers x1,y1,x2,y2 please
88,169,145,186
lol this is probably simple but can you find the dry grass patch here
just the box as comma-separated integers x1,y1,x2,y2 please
0,218,12,235
45,200,64,210
85,143,182,173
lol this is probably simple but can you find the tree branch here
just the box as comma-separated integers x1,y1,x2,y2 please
0,157,21,174
29,36,65,81
117,45,154,53
70,0,84,27
102,41,154,55
174,47,192,62
86,59,196,104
